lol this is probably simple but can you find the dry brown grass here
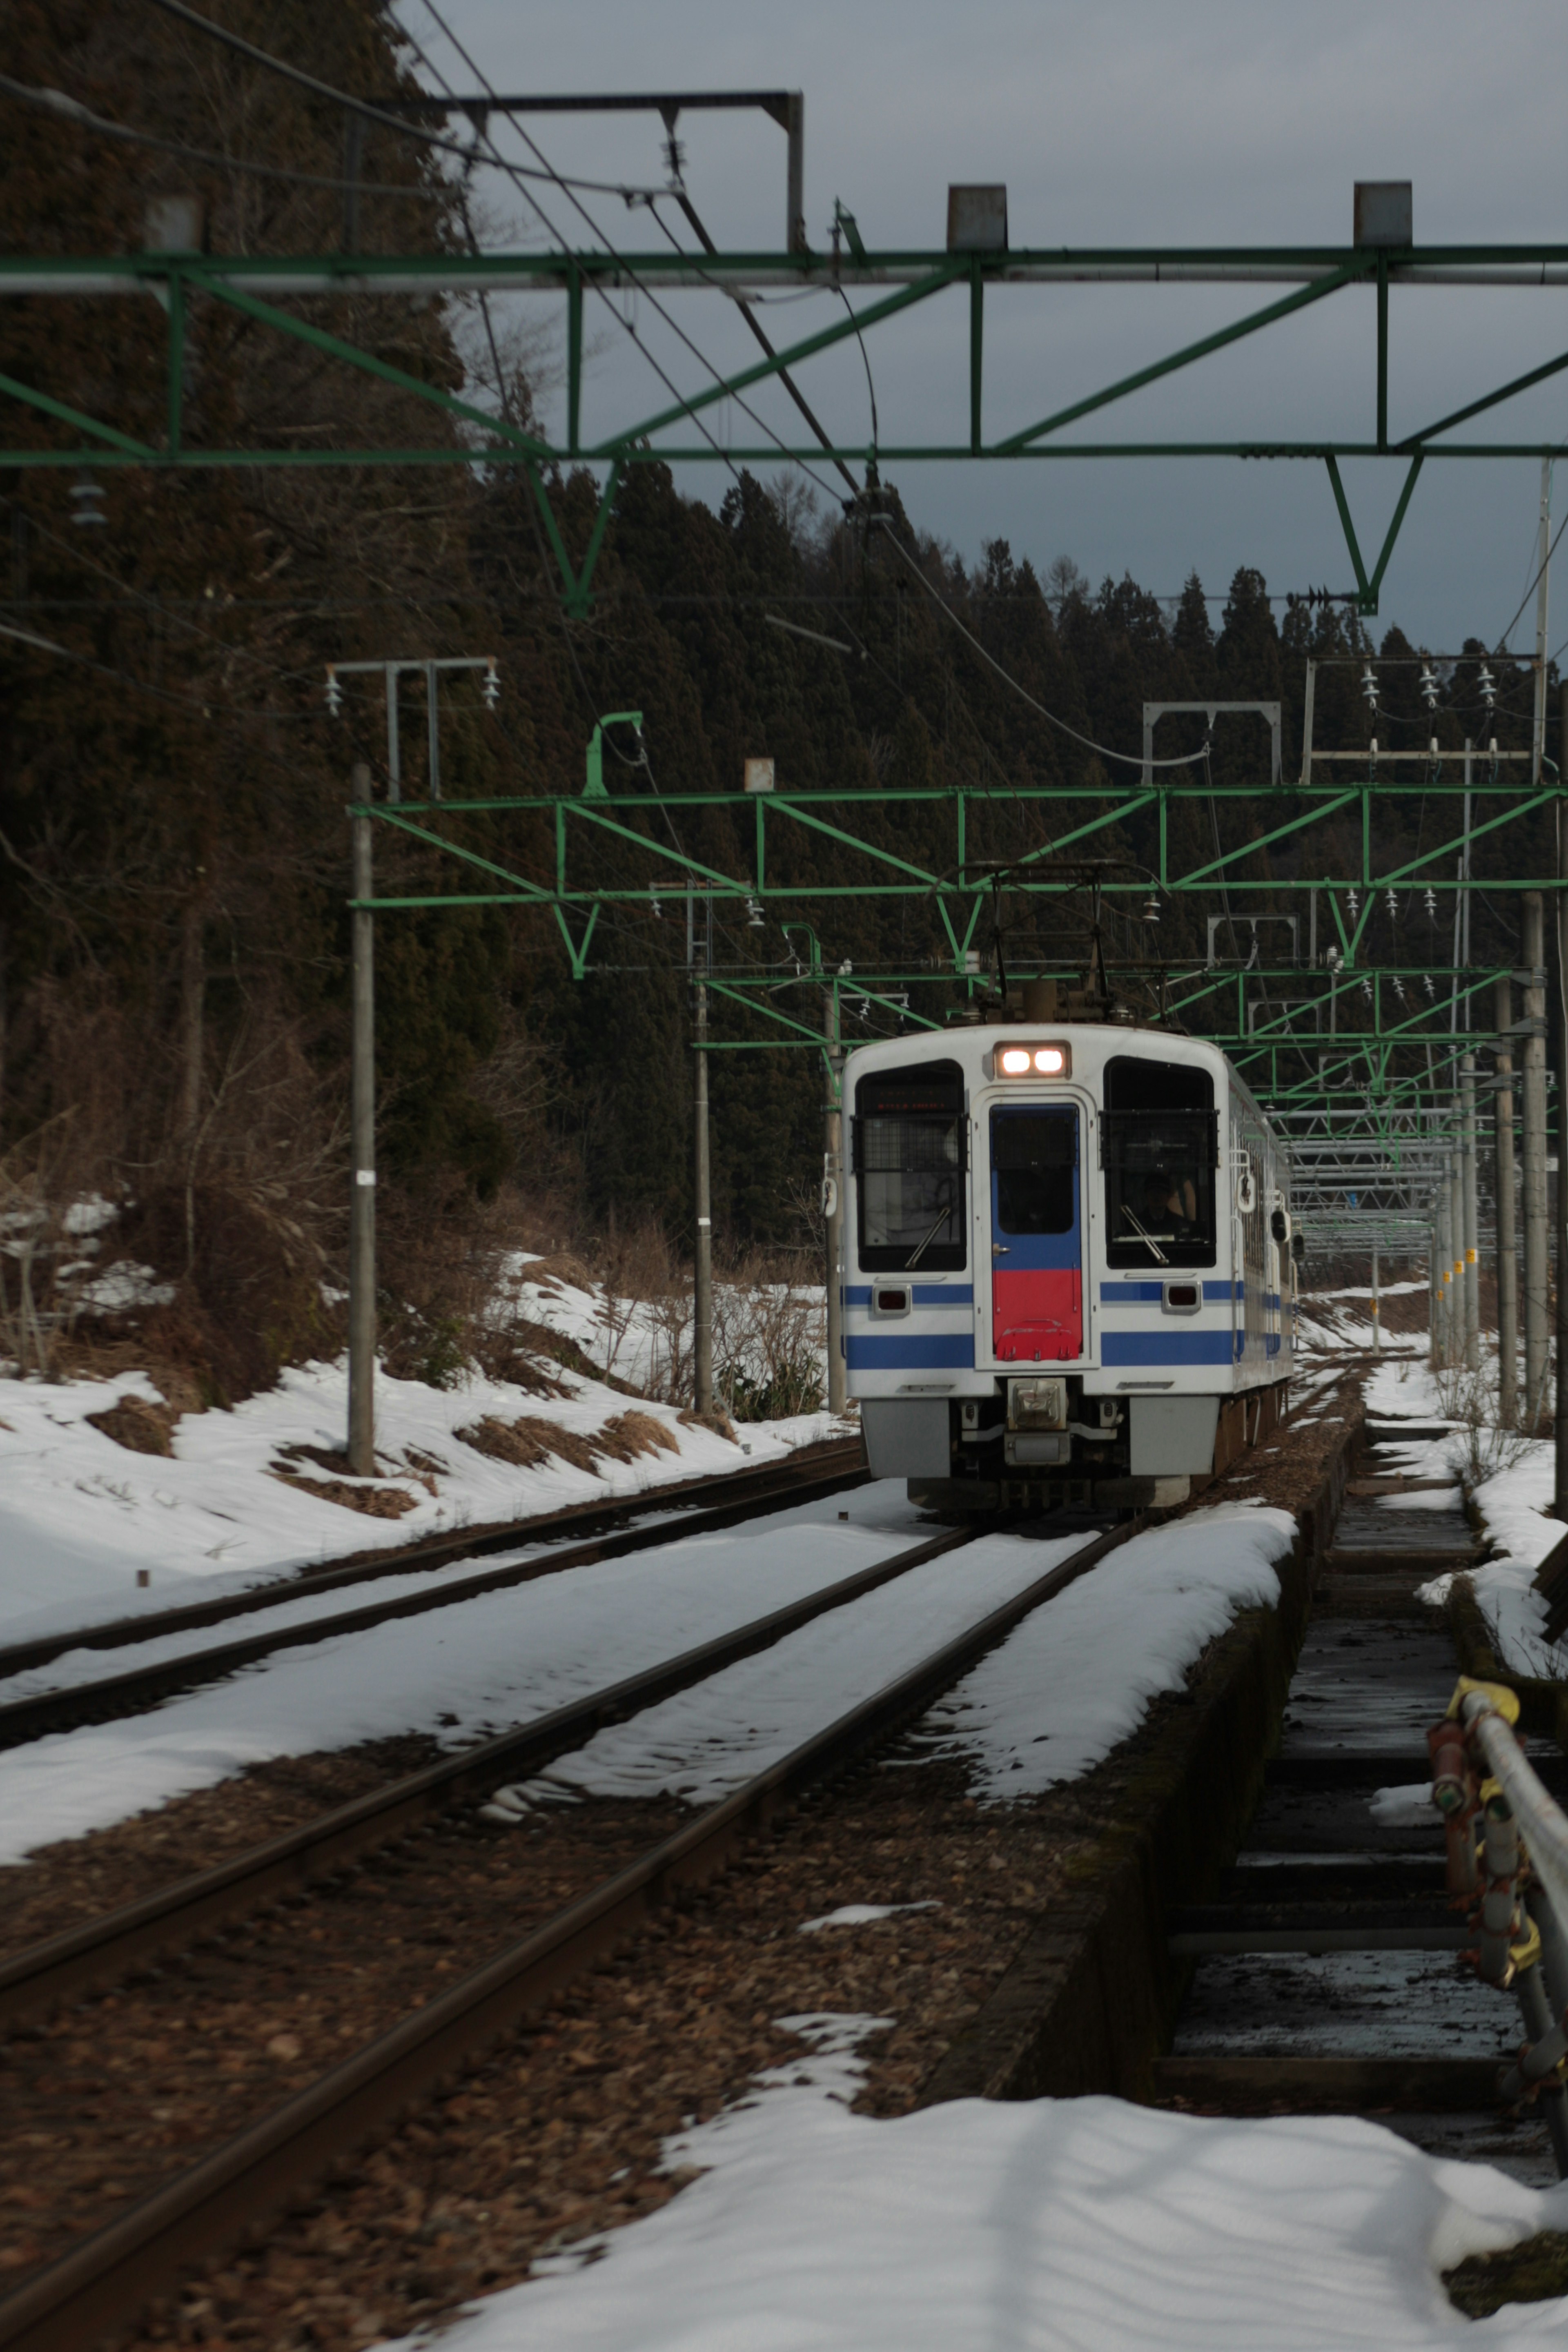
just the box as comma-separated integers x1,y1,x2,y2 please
268,1473,419,1519
597,1410,682,1463
456,1408,685,1476
83,1395,177,1457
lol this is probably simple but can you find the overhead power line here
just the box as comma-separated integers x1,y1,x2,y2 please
132,0,664,200
876,522,1209,773
0,71,434,196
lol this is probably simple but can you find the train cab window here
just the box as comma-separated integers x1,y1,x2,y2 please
851,1060,967,1272
1101,1056,1218,1269
993,1108,1076,1234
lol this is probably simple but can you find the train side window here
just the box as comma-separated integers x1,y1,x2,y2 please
851,1060,967,1273
1101,1057,1218,1269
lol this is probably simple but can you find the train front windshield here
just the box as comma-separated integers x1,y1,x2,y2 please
1101,1056,1218,1269
852,1060,968,1273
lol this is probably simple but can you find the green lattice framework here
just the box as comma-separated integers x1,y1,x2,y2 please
354,774,1557,1133
6,239,1568,613
8,236,1566,1172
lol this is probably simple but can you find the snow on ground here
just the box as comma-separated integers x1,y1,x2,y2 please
1363,1356,1568,1680
1294,1282,1428,1358
379,2013,1568,2352
920,1504,1295,1800
0,1352,841,1645
484,1504,1294,1818
0,1483,924,1866
497,1250,826,1411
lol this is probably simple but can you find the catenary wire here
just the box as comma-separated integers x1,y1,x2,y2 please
0,71,443,197
134,0,664,199
385,9,746,493
874,521,1209,771
399,0,842,501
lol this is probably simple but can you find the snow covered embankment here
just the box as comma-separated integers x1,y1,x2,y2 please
0,1246,839,1648
380,2014,1568,2352
1363,1359,1567,1680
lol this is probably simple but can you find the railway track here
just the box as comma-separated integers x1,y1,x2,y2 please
0,1509,1133,2352
0,1437,868,1750
1158,1420,1568,2180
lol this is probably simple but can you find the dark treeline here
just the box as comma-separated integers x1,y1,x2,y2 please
1,1,1553,1392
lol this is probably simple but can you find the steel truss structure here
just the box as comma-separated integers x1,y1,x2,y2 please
8,220,1567,1258
7,237,1568,614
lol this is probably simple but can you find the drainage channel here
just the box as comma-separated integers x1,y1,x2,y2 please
1157,1421,1568,2186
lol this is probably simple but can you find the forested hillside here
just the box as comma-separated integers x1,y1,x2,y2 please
1,1,1549,1396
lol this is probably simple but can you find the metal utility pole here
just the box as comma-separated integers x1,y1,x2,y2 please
347,766,376,1475
1460,1054,1480,1372
1523,893,1550,1423
1496,972,1519,1423
691,891,714,1419
823,984,847,1417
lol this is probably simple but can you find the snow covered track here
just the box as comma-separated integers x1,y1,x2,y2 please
0,1517,1133,2352
0,1442,869,1752
0,1517,972,2031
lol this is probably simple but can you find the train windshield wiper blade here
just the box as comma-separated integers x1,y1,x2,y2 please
1120,1207,1170,1265
905,1204,953,1272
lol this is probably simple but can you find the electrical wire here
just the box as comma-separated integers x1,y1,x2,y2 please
0,70,438,196
875,522,1209,771
1494,496,1568,654
134,0,665,200
400,0,847,505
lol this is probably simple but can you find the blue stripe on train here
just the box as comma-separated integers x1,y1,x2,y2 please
1099,1280,1238,1303
843,1285,975,1308
1102,1331,1238,1366
844,1334,976,1370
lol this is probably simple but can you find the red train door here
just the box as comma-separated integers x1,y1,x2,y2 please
990,1104,1083,1362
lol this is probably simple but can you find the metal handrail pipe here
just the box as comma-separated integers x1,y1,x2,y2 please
1464,1689,1568,1936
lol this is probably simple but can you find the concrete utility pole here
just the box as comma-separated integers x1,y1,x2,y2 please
1433,1176,1450,1368
1523,893,1550,1423
691,907,714,1419
347,766,376,1475
1371,1245,1381,1352
1450,1156,1465,1371
1496,973,1519,1423
1460,1054,1480,1372
1555,683,1568,1511
823,985,847,1417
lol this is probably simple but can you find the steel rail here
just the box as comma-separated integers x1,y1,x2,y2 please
0,1434,864,1684
0,1451,869,1750
0,1518,977,2028
0,1515,1130,2352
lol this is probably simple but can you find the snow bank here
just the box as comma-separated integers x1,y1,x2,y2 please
923,1503,1296,1798
0,1355,842,1644
380,2015,1568,2352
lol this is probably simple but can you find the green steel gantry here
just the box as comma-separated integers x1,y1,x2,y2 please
6,222,1567,1234
7,236,1568,613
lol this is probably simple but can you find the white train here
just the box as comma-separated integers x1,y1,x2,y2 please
842,1016,1298,1510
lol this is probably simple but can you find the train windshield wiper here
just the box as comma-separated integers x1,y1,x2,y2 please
1120,1206,1170,1265
905,1202,953,1272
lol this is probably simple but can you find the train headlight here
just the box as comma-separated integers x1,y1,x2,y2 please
993,1041,1071,1079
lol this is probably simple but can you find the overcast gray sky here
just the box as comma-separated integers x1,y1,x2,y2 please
405,0,1568,654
